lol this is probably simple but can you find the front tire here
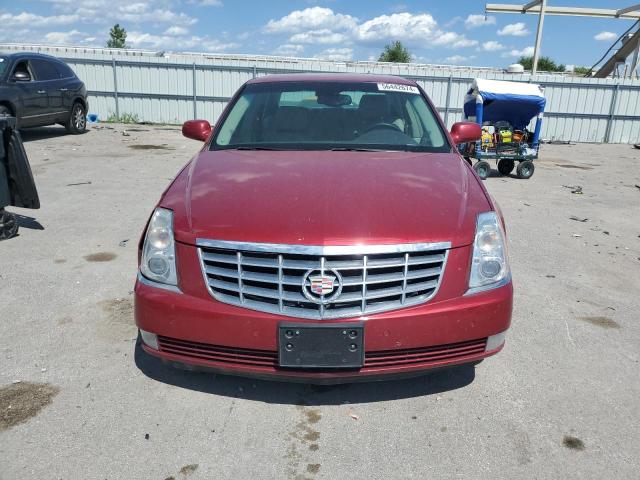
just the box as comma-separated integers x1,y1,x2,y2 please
0,105,11,117
65,102,87,134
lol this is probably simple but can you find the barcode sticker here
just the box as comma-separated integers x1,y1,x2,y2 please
377,83,419,94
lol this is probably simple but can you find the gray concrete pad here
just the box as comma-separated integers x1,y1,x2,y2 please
1,124,639,479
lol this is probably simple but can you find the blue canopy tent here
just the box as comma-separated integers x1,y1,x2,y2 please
463,78,546,149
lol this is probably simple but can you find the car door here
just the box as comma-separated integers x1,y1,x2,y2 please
30,58,63,121
53,60,78,114
9,60,47,126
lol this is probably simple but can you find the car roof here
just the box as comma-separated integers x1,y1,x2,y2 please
247,73,418,86
1,52,62,61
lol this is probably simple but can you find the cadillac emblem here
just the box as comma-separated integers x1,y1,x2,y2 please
302,269,343,304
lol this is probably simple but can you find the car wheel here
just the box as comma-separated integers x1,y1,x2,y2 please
473,160,490,180
66,102,87,134
516,160,535,179
0,210,19,241
0,105,10,117
497,159,515,176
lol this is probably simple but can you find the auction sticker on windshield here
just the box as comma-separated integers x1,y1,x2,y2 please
377,83,420,94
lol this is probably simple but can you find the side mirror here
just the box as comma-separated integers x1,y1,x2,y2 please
12,71,31,82
450,122,482,145
182,120,212,142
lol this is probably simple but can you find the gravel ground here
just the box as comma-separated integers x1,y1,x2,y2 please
1,124,639,480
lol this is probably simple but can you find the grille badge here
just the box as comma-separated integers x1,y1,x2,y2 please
302,269,343,304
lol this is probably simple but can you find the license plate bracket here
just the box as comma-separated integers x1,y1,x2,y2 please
278,322,364,369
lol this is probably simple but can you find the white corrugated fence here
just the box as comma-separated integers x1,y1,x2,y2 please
2,43,640,143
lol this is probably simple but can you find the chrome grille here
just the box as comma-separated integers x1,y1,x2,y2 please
197,240,450,320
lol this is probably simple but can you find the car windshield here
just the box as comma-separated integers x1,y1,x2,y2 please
212,81,449,152
0,57,6,76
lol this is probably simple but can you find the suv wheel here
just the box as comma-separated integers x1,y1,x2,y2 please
66,102,87,134
0,105,10,117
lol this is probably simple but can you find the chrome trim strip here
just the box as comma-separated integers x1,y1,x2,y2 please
464,273,512,296
137,271,182,294
22,111,68,119
196,239,452,255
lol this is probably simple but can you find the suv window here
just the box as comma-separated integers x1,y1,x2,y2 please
0,57,6,77
31,59,60,81
54,61,75,79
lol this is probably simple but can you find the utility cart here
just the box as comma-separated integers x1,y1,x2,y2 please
461,78,546,180
0,116,39,240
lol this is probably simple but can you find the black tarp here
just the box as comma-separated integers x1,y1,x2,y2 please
0,117,39,210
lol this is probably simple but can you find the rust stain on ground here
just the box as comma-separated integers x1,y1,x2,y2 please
84,252,117,262
563,435,585,451
98,298,136,340
555,163,593,170
578,316,620,329
179,464,198,476
0,382,59,431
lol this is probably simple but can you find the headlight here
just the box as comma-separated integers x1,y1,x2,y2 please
140,208,177,286
467,211,510,294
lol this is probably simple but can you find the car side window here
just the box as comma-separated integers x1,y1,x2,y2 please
31,59,60,81
12,61,34,82
54,61,75,79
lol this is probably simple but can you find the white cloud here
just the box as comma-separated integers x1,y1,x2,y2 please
43,29,86,44
502,46,535,58
0,12,79,27
478,40,505,51
265,9,478,51
497,22,530,36
594,31,617,41
355,13,436,42
465,14,496,29
164,26,189,36
265,7,357,33
289,29,349,45
189,0,223,5
356,12,477,48
126,31,236,52
43,1,197,27
315,47,353,61
445,54,476,64
272,44,305,56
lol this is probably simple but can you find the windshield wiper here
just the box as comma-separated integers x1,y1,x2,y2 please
329,147,388,152
231,146,281,151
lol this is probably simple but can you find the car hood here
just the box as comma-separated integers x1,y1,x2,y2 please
162,150,491,248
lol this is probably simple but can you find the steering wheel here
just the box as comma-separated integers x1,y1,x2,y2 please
362,122,402,135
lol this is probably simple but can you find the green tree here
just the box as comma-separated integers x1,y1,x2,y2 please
573,66,592,76
107,24,127,48
518,55,565,72
378,41,411,63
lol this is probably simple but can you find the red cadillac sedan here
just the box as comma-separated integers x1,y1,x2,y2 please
135,73,512,383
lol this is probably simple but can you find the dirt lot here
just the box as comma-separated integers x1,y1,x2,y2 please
1,124,639,479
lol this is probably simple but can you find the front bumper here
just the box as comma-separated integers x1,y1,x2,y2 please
135,269,512,382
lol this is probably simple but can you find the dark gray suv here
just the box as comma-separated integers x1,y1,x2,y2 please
0,52,88,134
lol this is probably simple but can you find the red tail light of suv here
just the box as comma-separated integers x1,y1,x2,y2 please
135,74,512,383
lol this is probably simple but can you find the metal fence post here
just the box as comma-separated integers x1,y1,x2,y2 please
604,83,620,143
443,75,453,127
253,65,257,78
192,62,197,119
112,58,119,120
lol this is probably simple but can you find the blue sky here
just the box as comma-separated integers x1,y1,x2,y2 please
1,1,638,68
